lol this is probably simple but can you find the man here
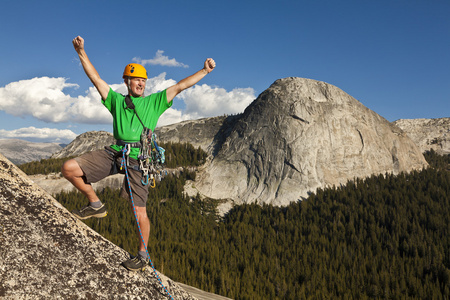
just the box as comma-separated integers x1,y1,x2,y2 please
62,36,215,271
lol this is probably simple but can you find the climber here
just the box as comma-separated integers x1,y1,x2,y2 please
61,36,215,271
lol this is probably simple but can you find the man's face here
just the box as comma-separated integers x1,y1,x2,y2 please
127,77,147,97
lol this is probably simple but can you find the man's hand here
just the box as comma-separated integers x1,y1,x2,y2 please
204,58,216,73
166,58,217,103
72,36,84,53
72,35,109,100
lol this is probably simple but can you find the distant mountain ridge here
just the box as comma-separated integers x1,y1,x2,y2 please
51,130,116,159
394,118,450,155
0,139,62,165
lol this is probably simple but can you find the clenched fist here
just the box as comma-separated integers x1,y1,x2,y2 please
72,36,85,52
204,58,216,73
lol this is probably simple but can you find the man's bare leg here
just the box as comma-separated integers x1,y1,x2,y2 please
61,159,106,219
122,204,151,271
61,159,100,203
135,206,150,252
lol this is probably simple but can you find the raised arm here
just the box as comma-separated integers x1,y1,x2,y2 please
166,58,216,103
72,36,110,100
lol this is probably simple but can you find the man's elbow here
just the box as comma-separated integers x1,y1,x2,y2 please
175,82,188,94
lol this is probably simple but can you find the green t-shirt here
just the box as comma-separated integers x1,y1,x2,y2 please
102,88,172,159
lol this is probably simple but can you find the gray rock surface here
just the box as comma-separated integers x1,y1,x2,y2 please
155,116,232,155
394,118,450,155
0,152,195,300
191,77,428,206
176,283,232,300
29,173,125,196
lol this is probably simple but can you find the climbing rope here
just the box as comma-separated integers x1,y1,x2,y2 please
121,146,174,300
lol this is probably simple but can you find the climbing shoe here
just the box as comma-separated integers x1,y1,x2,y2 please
72,203,107,220
122,256,148,272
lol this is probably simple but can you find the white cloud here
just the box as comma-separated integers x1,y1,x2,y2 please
146,72,177,94
133,50,189,68
0,77,112,124
156,85,255,126
68,86,113,124
0,127,77,143
177,84,255,120
0,74,256,139
0,77,77,123
156,108,186,127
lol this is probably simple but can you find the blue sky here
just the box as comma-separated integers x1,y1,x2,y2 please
0,0,448,143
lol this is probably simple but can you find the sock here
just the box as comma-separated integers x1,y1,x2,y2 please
89,200,102,209
138,250,148,260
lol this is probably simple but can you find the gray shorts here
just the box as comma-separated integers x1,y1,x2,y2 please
74,146,148,207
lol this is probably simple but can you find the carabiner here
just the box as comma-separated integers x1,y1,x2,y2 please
141,174,149,186
150,174,156,188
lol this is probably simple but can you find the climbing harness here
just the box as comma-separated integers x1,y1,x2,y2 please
121,146,174,300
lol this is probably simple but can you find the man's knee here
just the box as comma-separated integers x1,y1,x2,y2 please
61,159,82,179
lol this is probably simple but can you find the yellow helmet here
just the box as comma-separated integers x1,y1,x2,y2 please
123,63,148,79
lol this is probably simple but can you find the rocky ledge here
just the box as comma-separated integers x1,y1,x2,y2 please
0,152,194,300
